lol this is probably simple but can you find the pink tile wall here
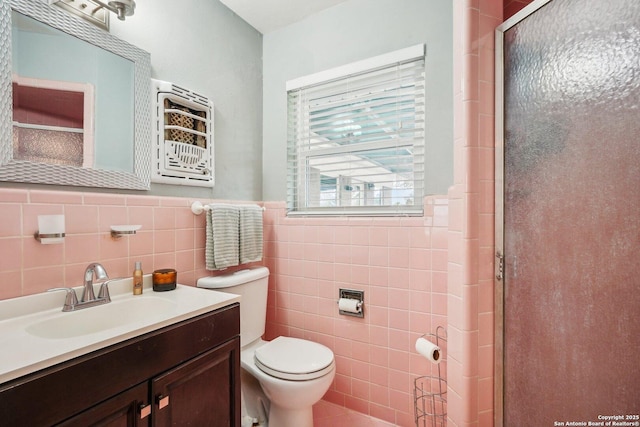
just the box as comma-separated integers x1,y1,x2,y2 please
449,0,503,426
0,189,240,300
0,187,448,426
262,197,448,427
503,0,533,20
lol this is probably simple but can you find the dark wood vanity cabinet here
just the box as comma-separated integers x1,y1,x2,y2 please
152,339,237,427
58,382,149,426
0,303,240,427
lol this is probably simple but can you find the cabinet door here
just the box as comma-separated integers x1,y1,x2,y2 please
151,338,240,427
57,382,150,427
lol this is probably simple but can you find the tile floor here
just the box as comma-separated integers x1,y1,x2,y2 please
312,400,398,426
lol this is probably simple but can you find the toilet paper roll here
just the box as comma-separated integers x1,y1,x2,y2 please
415,337,441,364
338,298,361,314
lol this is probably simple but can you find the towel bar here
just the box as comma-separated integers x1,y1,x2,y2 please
191,201,265,215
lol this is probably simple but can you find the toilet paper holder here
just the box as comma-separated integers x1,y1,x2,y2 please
413,326,447,427
338,288,364,318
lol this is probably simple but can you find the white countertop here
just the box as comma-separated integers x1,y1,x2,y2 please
0,277,240,384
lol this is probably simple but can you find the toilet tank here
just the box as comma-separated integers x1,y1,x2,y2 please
197,267,269,347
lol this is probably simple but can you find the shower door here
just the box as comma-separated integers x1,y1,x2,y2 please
496,0,640,425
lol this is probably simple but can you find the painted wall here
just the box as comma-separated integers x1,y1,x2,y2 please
261,0,454,201
109,0,264,200
4,0,264,201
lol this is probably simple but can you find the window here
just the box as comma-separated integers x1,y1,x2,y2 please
286,45,425,216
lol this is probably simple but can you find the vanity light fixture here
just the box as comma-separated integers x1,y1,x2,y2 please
94,0,135,21
50,0,136,31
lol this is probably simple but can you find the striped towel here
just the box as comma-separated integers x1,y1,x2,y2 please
239,205,263,264
206,204,240,270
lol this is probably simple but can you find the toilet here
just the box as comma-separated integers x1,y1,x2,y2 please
197,267,335,427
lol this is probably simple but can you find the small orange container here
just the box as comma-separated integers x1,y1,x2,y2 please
152,268,177,292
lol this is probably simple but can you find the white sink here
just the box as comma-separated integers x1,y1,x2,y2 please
25,296,177,339
0,277,240,384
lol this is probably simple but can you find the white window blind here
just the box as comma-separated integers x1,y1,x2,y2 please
286,45,425,216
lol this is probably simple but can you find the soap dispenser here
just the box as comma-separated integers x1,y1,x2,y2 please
133,261,143,295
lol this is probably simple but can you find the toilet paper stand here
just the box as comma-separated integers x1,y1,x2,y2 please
413,326,447,427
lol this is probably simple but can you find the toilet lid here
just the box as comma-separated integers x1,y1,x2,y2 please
254,337,335,381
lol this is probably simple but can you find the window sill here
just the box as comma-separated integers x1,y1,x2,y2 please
286,208,424,217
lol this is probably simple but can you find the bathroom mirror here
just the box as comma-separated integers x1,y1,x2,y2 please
0,0,151,190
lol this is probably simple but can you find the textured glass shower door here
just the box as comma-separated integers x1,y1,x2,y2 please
499,0,640,424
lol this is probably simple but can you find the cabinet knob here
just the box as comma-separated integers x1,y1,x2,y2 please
139,404,151,419
156,394,170,409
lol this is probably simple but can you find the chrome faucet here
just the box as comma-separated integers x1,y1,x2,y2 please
82,262,109,302
48,263,114,312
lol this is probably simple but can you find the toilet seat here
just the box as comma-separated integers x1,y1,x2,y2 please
254,337,335,381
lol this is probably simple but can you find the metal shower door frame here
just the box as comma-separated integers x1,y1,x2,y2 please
493,1,553,426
